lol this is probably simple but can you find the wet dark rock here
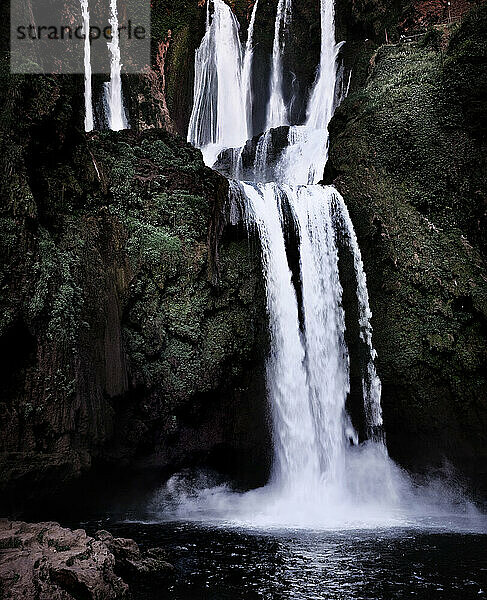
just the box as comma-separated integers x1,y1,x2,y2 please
214,126,290,181
95,530,174,579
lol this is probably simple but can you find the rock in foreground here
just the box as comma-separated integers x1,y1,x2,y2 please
0,520,173,599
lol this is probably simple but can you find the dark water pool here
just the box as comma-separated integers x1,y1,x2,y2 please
79,518,487,600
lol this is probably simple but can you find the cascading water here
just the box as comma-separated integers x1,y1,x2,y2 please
266,0,293,129
187,0,249,167
81,0,94,132
241,0,260,138
238,183,352,496
103,81,129,131
306,0,339,131
227,178,393,515
174,0,396,525
162,0,469,527
279,0,346,184
80,0,128,131
240,182,320,494
332,192,384,440
286,186,350,484
106,0,128,131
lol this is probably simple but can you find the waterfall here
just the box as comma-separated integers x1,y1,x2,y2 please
80,0,128,132
188,0,248,167
263,0,292,130
254,130,272,182
306,0,339,131
266,0,293,129
286,185,350,484
279,0,344,185
106,0,126,131
332,192,384,440
81,0,93,132
240,182,321,492
241,0,260,138
177,0,402,525
103,81,129,131
233,178,385,499
187,1,218,152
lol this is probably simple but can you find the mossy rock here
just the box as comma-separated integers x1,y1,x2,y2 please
326,6,487,486
0,61,269,508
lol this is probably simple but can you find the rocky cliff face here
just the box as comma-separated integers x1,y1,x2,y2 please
1,0,486,513
0,69,270,512
325,5,487,486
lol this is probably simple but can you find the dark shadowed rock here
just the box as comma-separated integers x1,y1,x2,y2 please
0,70,270,513
213,126,291,181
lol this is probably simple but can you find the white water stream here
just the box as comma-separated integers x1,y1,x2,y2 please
266,0,293,129
106,0,127,131
81,0,94,132
187,0,249,166
162,0,476,527
81,0,128,131
241,0,260,138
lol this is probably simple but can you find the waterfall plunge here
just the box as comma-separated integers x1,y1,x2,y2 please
240,183,351,495
164,0,434,528
307,0,339,131
234,0,390,504
225,182,401,525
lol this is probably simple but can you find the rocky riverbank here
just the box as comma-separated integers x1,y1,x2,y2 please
0,520,173,599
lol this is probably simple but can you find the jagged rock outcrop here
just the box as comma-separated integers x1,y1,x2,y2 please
325,5,487,487
150,0,207,135
94,530,174,580
0,520,172,599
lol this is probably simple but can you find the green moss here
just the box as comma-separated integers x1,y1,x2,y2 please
28,227,85,348
0,42,267,497
327,8,487,473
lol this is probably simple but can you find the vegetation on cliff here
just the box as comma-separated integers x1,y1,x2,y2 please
0,0,486,510
0,66,269,510
326,5,487,483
